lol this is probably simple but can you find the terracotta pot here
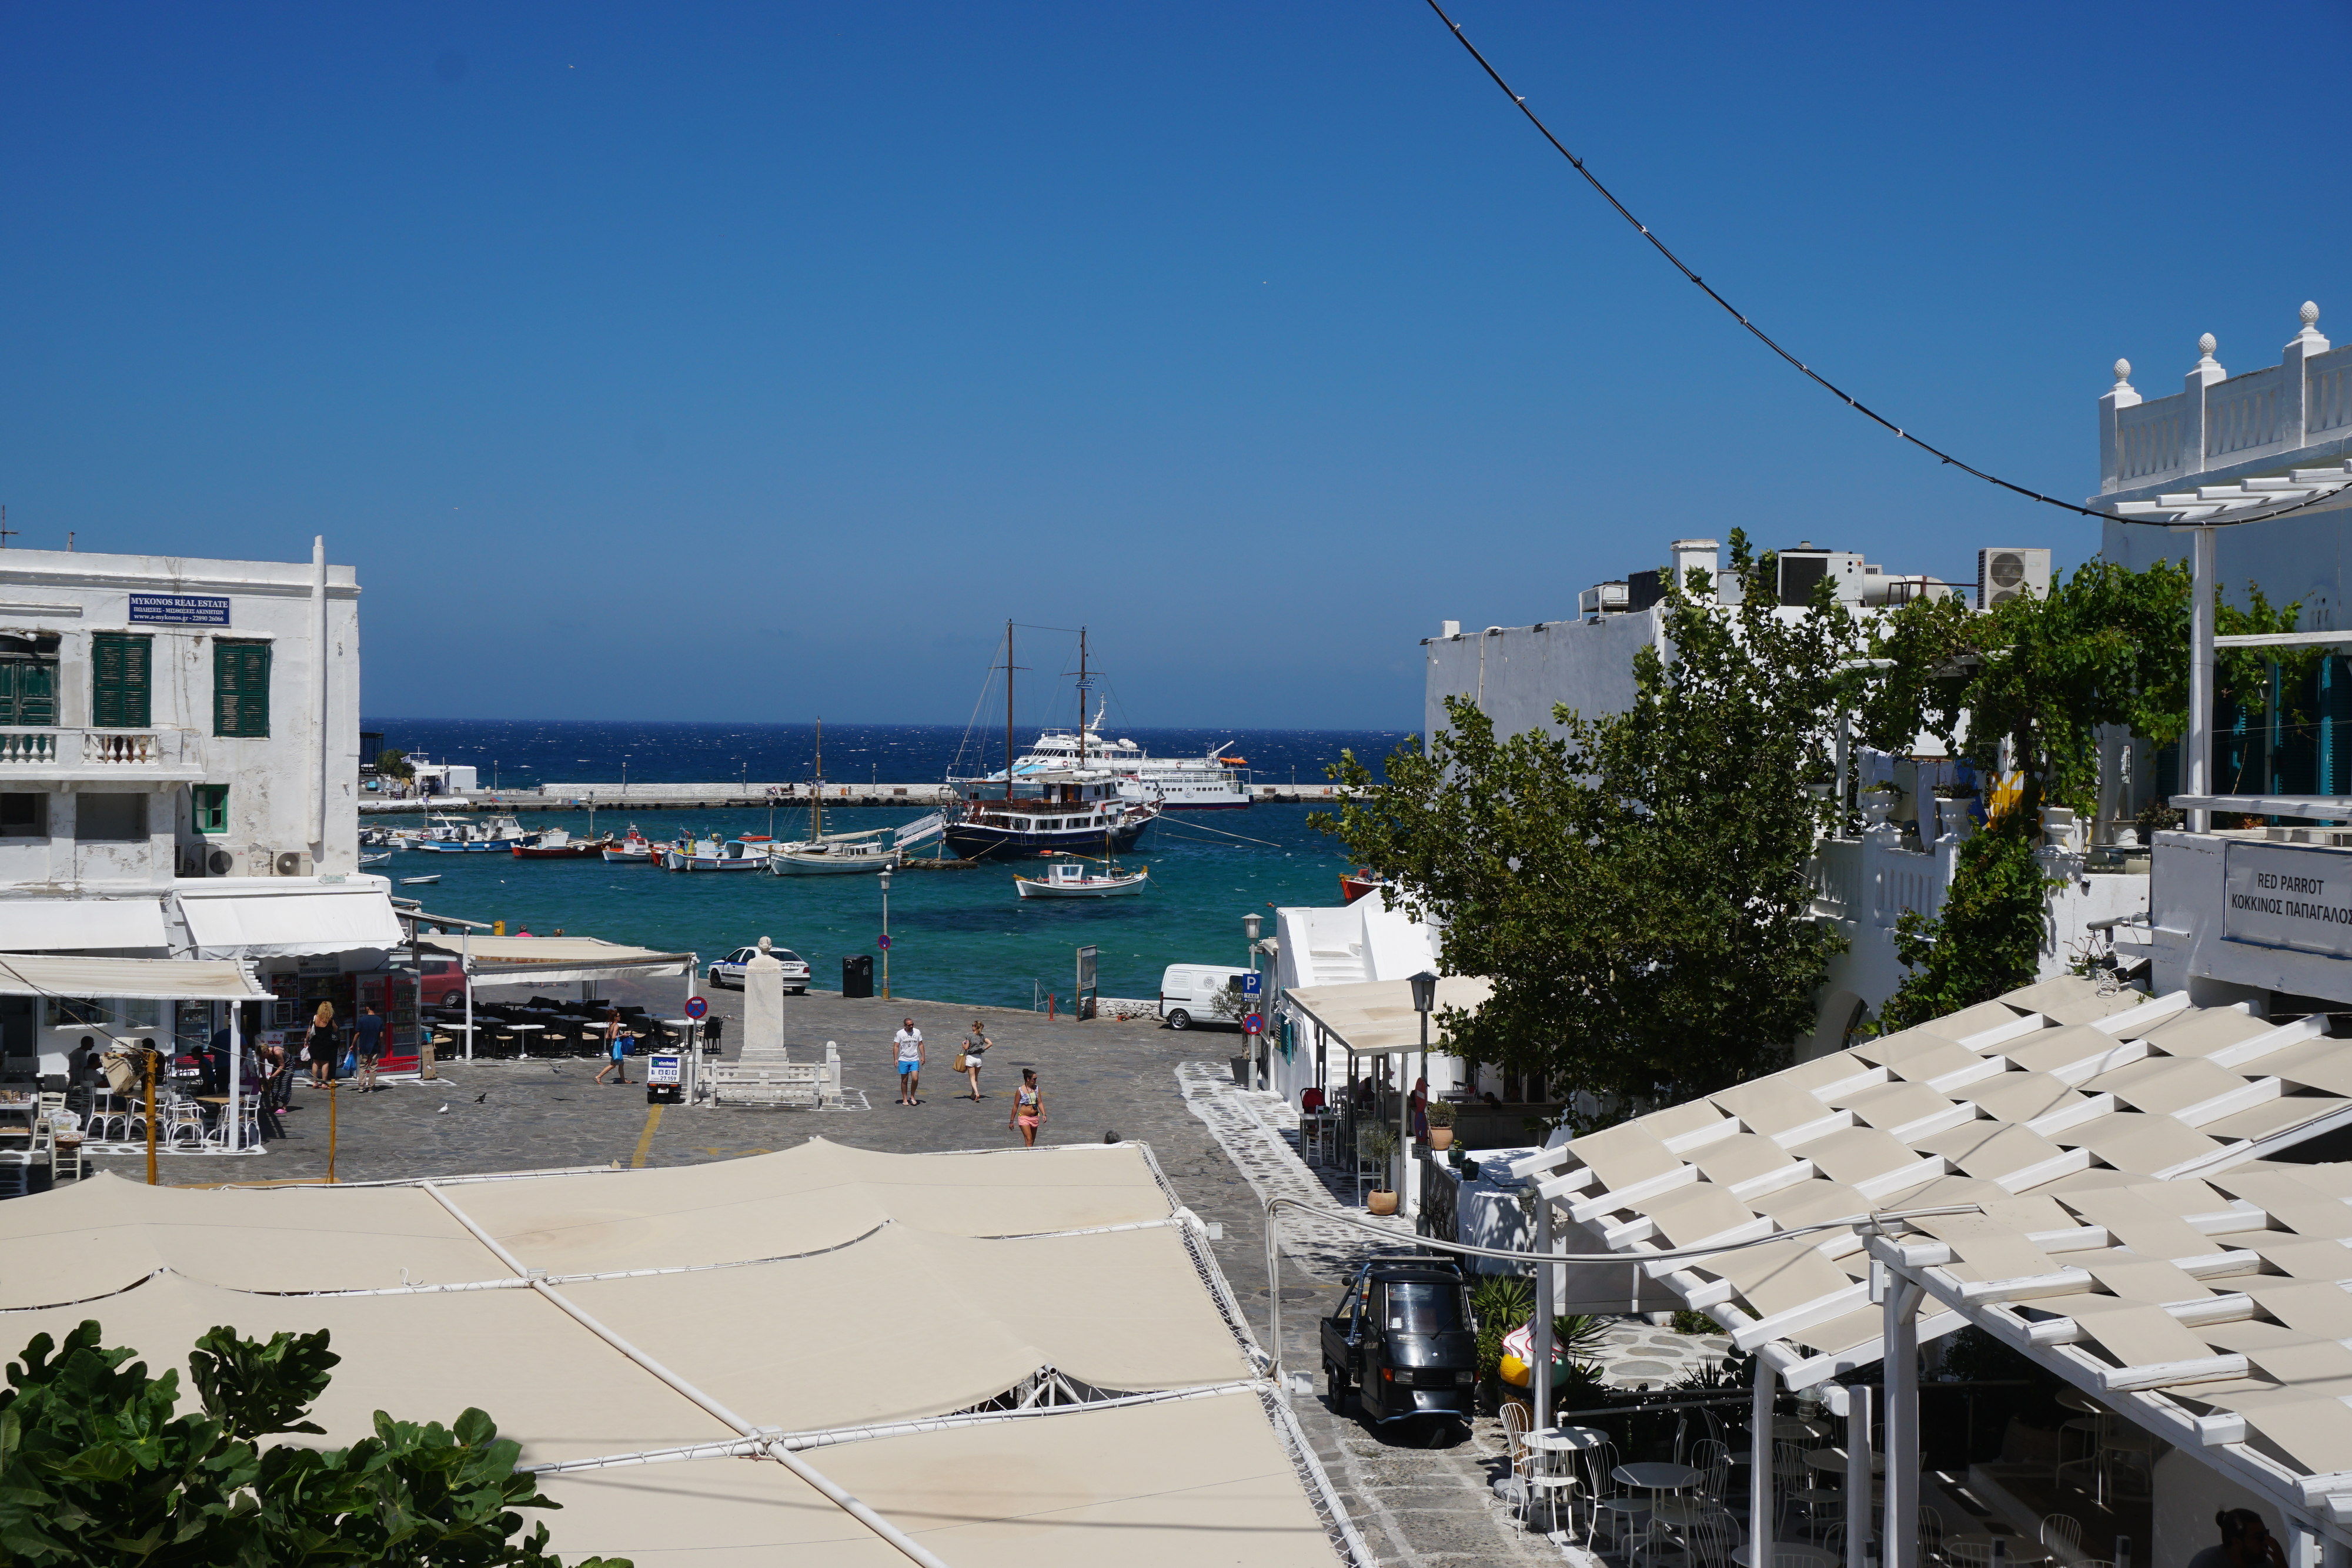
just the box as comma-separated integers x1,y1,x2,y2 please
1428,1127,1454,1151
1368,1189,1399,1216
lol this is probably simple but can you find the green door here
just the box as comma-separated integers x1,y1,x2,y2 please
91,634,151,728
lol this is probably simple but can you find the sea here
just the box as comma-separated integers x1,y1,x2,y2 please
361,720,1414,1013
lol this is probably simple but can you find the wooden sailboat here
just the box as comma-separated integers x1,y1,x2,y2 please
771,718,901,875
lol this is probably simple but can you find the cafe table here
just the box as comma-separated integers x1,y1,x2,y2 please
1613,1462,1698,1564
507,1022,544,1058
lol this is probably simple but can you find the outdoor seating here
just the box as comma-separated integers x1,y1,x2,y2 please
1581,1439,1651,1560
2040,1513,2083,1555
1917,1505,1946,1567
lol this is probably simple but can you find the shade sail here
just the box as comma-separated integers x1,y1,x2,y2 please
0,1141,1337,1566
0,897,166,952
1284,974,1494,1057
0,953,268,1010
177,882,404,958
415,934,693,981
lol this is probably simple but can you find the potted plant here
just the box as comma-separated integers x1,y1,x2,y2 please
1932,783,1980,842
1860,781,1899,831
1366,1128,1400,1215
1425,1098,1456,1151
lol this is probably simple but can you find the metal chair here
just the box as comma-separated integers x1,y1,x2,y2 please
2041,1513,2084,1557
1497,1399,1534,1518
1653,1439,1729,1537
1917,1505,1946,1567
1583,1440,1652,1562
2097,1416,2154,1501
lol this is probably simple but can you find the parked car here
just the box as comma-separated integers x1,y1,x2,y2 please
1320,1256,1476,1427
708,946,811,994
1157,964,1251,1030
416,957,467,1008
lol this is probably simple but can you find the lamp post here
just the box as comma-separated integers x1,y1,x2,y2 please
621,755,630,798
878,867,893,1001
1244,912,1263,1089
1407,972,1435,1213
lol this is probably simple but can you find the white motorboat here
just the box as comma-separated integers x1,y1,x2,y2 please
410,814,537,853
1014,859,1150,898
661,835,766,871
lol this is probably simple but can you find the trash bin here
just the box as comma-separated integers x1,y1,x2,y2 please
842,954,874,999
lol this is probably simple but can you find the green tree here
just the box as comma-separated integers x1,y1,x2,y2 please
0,1320,624,1567
375,749,416,783
1314,530,1856,1122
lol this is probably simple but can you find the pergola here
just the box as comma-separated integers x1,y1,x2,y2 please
1510,972,2352,1566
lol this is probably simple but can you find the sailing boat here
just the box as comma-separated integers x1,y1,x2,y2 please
770,718,903,875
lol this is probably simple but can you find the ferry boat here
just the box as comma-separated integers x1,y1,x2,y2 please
943,769,1157,862
953,711,1251,811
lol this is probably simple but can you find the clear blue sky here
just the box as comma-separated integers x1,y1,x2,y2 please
4,2,2347,726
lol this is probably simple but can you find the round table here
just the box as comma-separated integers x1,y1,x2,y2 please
1802,1446,1886,1474
1529,1426,1607,1453
507,1023,544,1057
1945,1535,2052,1566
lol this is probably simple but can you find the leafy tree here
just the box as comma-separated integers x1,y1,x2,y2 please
1314,530,1856,1122
0,1320,624,1567
1874,822,2053,1032
375,749,416,783
2216,584,2322,795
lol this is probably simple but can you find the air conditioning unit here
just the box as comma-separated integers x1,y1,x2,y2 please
1977,547,2052,608
274,850,315,878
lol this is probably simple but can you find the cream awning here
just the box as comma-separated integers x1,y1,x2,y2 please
414,935,693,982
177,881,405,958
0,897,168,952
1284,974,1494,1056
0,952,268,1005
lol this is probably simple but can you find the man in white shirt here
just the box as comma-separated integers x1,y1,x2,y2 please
893,1019,925,1106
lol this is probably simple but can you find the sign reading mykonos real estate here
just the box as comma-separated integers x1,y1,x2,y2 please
2224,841,2352,959
128,593,229,626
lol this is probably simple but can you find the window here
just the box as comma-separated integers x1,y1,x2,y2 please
76,793,147,841
213,639,271,737
0,794,45,838
192,785,228,835
91,633,152,728
46,997,161,1030
1381,1282,1465,1335
0,644,58,727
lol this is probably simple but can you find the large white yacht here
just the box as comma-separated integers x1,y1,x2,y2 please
957,713,1252,811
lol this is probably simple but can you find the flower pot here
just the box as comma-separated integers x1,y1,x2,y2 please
1368,1189,1399,1216
1861,795,1896,830
1936,798,1979,842
1428,1126,1454,1151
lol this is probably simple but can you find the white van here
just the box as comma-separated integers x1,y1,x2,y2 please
1158,965,1252,1030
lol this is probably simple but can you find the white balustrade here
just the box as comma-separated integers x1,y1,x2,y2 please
0,729,185,769
0,733,56,764
2102,303,2341,493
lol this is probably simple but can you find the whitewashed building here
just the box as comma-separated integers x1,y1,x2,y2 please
0,540,400,1088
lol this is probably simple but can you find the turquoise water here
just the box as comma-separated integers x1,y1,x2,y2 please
386,805,1359,1010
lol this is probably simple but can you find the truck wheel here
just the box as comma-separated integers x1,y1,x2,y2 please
1325,1359,1348,1407
1167,1009,1191,1031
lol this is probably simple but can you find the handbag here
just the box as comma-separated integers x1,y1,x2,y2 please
953,1051,969,1072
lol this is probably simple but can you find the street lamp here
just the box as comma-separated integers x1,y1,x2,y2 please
1408,969,1435,1159
878,867,893,1001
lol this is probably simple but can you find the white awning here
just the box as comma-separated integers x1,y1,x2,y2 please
0,898,167,952
1284,974,1494,1057
0,953,270,1001
414,935,694,983
177,881,405,959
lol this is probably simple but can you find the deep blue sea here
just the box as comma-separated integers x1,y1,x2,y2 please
359,720,1415,1012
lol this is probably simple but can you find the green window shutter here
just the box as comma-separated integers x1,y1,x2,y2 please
213,640,271,738
92,634,152,728
17,662,55,728
192,784,229,834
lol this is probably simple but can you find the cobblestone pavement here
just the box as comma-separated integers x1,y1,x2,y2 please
85,990,1603,1564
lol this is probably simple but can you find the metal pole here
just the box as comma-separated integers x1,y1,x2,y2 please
1846,1382,1874,1568
226,1001,241,1155
881,880,891,1001
326,1074,339,1183
144,1048,158,1185
1750,1352,1774,1559
463,928,475,1062
1532,1193,1553,1436
2187,525,2217,833
1882,1278,1923,1568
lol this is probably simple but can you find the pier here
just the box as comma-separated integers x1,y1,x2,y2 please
359,781,1347,813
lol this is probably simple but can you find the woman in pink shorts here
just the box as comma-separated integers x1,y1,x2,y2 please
1008,1068,1044,1148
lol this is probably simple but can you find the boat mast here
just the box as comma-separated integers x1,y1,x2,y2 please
812,718,824,842
1077,627,1087,768
1004,619,1015,803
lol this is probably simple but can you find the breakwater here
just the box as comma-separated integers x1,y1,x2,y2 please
359,782,1348,813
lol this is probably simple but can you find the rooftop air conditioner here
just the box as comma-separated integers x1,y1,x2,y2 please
275,850,313,877
1977,548,2052,609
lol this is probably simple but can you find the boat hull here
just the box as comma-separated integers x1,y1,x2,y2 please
1014,871,1148,898
770,850,901,875
944,817,1150,862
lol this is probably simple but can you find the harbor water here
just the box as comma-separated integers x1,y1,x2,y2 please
388,803,1364,1013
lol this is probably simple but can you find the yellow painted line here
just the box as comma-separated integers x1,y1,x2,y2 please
631,1104,664,1168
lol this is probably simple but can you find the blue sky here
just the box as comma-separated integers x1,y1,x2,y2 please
4,2,2347,726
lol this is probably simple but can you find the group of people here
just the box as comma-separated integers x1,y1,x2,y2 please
888,1017,1044,1145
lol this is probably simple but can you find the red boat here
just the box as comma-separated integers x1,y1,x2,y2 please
1340,868,1382,904
512,829,612,860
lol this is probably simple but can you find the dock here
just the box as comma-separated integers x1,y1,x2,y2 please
359,782,1347,813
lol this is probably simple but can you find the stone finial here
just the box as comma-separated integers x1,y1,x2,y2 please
2198,332,2218,362
757,934,773,954
2304,301,2321,329
2113,358,2132,388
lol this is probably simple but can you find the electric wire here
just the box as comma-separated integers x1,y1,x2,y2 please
1422,0,2348,532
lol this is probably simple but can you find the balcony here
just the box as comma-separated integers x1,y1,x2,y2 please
0,728,206,781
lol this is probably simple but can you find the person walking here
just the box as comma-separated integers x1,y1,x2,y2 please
893,1018,925,1105
352,1004,386,1092
593,1008,634,1086
960,1019,990,1101
306,1002,338,1089
1009,1068,1044,1147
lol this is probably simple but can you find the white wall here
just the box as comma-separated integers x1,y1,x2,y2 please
1269,897,1452,1106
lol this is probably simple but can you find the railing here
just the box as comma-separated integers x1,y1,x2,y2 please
2310,343,2352,437
2100,305,2350,493
1808,831,1959,931
0,733,55,764
2204,365,2287,461
2114,392,2187,484
0,729,186,768
84,732,159,765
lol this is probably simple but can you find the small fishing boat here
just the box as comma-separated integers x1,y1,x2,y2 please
411,814,539,853
398,874,441,886
1340,868,1383,904
360,851,393,867
512,828,610,860
602,826,656,864
1014,858,1150,898
661,836,766,871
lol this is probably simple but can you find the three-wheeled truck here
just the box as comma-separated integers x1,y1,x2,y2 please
1320,1255,1478,1426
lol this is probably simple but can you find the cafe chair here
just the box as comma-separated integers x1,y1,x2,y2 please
2041,1513,2083,1555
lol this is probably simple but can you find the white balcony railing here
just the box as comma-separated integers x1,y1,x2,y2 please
2100,304,2348,493
0,729,195,770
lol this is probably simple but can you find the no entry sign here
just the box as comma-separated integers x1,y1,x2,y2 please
683,996,709,1021
1240,1012,1265,1035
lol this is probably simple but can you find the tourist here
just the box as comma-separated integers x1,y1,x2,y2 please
1009,1068,1044,1147
894,1018,925,1105
306,1002,337,1089
593,1008,633,1086
2189,1509,2288,1568
259,1034,289,1115
352,1004,385,1092
960,1018,990,1101
1409,1077,1429,1143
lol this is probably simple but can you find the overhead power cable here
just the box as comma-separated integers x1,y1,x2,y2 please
1421,0,2343,531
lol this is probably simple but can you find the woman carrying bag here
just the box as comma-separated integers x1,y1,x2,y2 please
306,1003,338,1089
958,1019,991,1101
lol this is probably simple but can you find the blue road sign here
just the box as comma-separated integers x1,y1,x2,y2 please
878,934,893,950
1241,972,1262,996
1241,1012,1265,1035
683,996,709,1021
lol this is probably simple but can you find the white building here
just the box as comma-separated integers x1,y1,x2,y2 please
0,540,401,1088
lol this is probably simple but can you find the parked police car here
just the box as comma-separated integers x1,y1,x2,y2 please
707,945,812,993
